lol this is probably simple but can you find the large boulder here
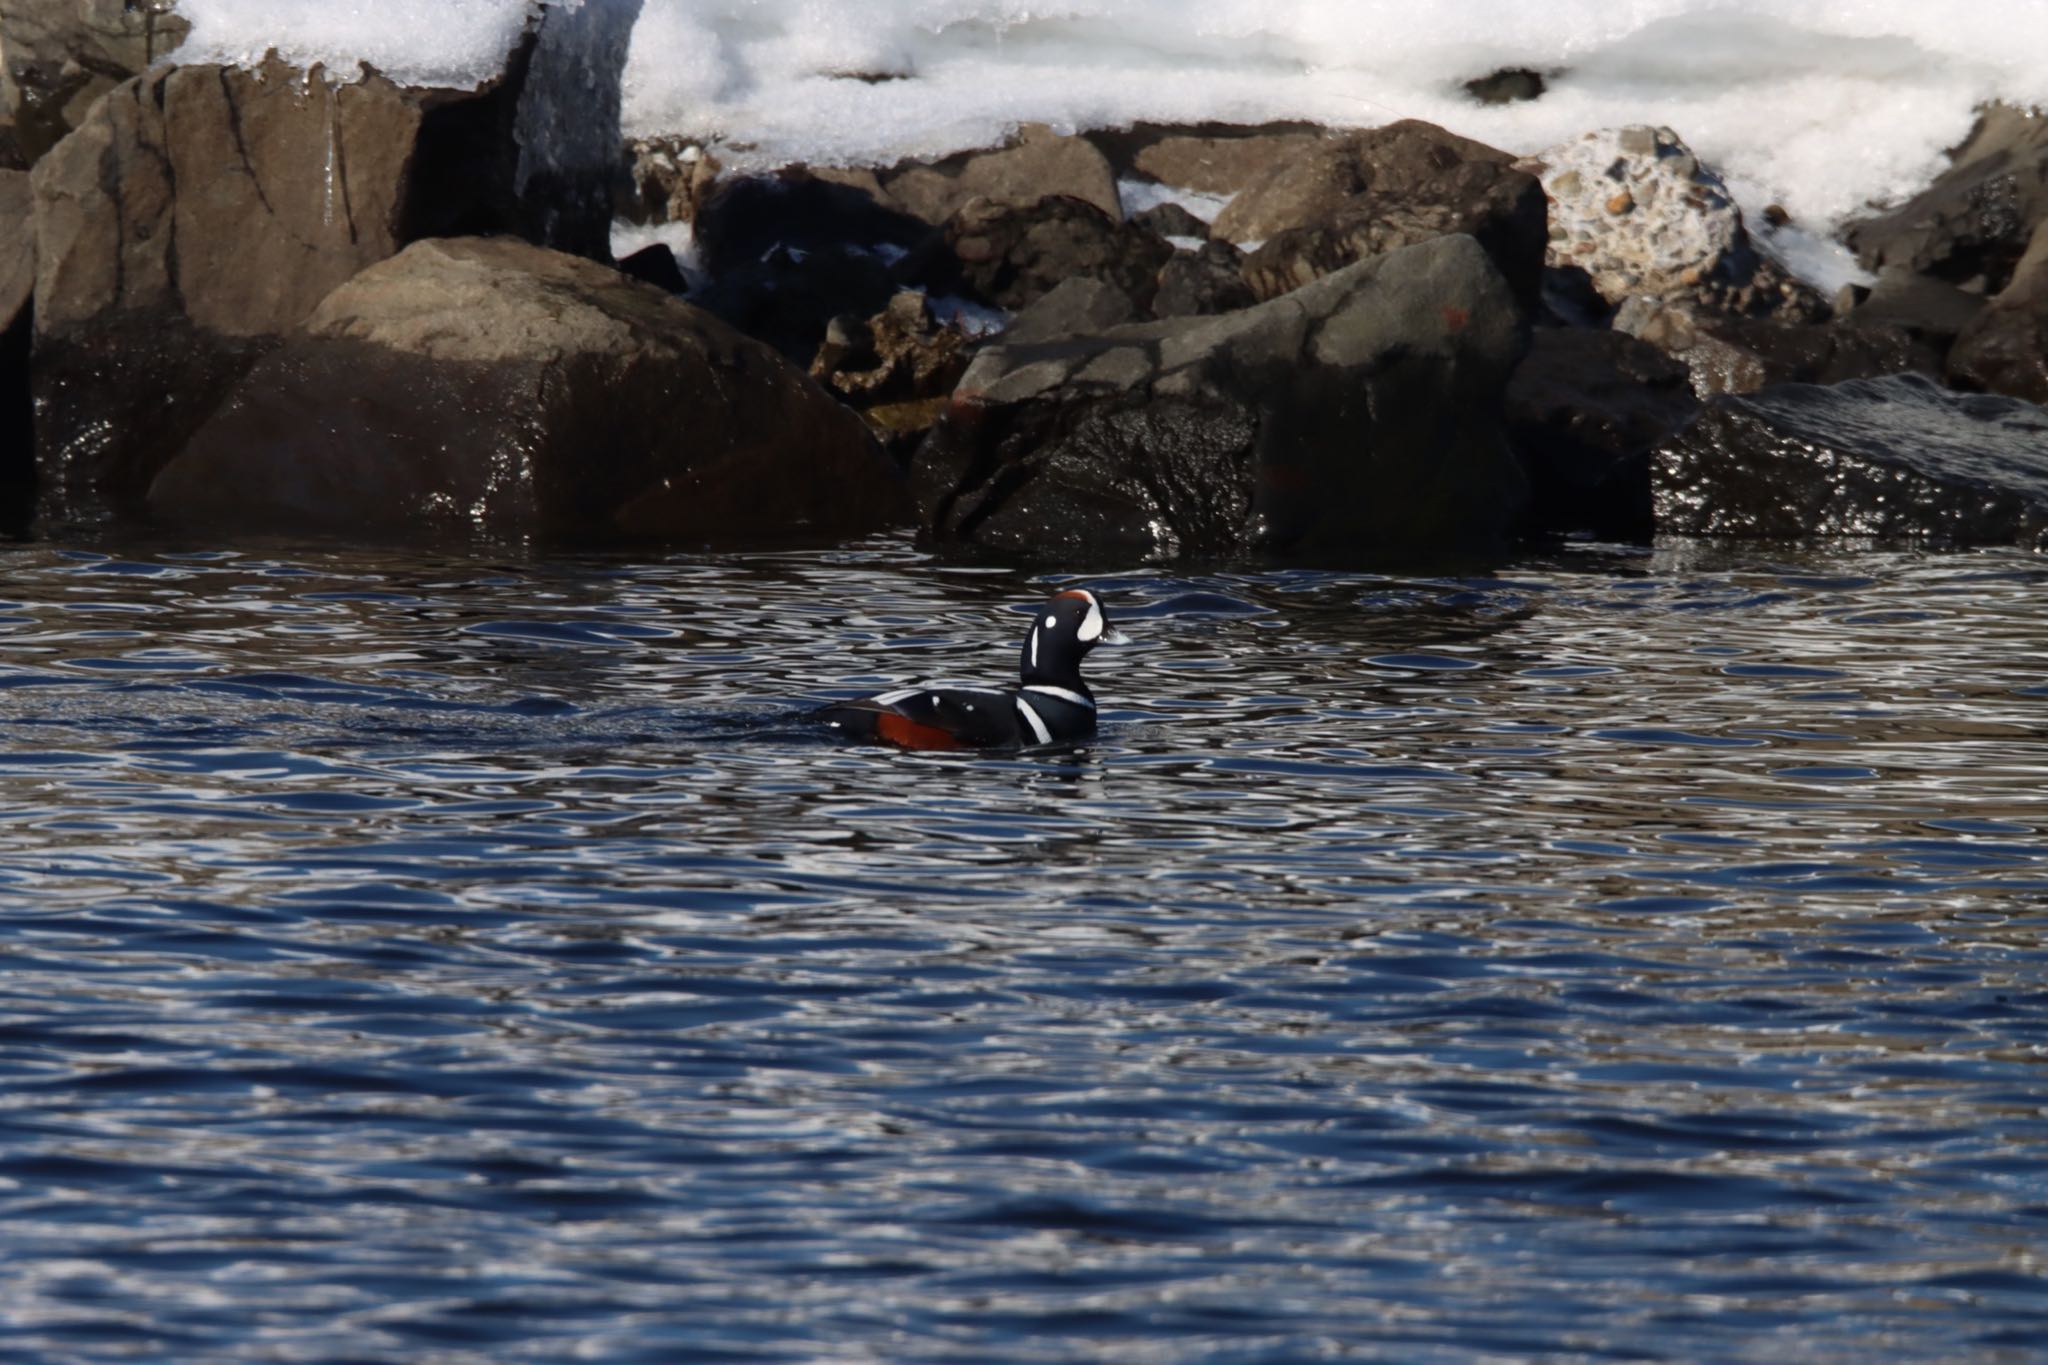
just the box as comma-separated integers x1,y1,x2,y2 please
1216,120,1547,308
28,12,635,526
916,233,1529,561
0,0,188,162
1653,371,2048,546
149,237,906,543
29,60,425,519
1844,103,2048,294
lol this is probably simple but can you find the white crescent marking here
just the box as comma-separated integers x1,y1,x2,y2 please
1014,696,1051,745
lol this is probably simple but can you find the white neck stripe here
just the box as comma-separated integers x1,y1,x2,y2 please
1014,696,1052,745
1022,684,1092,708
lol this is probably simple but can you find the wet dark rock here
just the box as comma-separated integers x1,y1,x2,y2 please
1132,201,1209,240
1843,103,2048,294
1615,298,1936,397
149,237,905,544
1506,328,1697,541
1218,121,1547,308
1844,265,1989,351
1946,225,2048,404
881,124,1121,225
917,233,1528,562
939,194,1173,313
0,0,188,163
1653,371,2048,545
1152,240,1257,318
0,167,28,529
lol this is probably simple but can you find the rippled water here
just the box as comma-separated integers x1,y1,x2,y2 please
3,535,2046,1361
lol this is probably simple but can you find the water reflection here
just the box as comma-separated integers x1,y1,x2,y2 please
1,536,2046,1358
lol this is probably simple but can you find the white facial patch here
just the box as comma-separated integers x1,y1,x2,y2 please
1076,592,1104,643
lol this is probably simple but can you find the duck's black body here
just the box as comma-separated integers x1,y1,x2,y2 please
817,589,1126,751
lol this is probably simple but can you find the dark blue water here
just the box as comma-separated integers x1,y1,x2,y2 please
3,537,2046,1361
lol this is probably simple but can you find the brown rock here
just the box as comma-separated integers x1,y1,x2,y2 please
32,60,423,336
1605,190,1634,215
883,124,1120,224
151,237,906,544
1216,120,1546,308
942,194,1172,312
1125,128,1326,196
1213,119,1520,241
1947,221,2048,403
811,291,972,408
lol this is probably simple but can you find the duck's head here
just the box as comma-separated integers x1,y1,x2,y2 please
1019,588,1128,686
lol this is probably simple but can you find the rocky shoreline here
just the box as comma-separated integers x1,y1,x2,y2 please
4,2,2047,557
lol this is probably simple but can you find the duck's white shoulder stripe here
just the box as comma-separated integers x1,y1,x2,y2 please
1013,696,1052,745
1022,683,1092,708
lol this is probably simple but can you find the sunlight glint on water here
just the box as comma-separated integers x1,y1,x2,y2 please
1,536,2045,1360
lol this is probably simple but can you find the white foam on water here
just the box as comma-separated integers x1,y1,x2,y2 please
177,2,2048,231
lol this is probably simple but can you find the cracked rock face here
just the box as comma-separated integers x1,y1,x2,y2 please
27,60,426,521
33,60,421,339
915,233,1529,562
0,0,189,162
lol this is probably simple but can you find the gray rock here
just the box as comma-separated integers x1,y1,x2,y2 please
0,0,187,162
1848,265,1988,348
918,233,1529,561
883,124,1121,224
1653,371,2048,545
150,237,906,544
1000,277,1139,345
1844,103,2048,293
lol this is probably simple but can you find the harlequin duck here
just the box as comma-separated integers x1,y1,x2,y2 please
817,588,1129,750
